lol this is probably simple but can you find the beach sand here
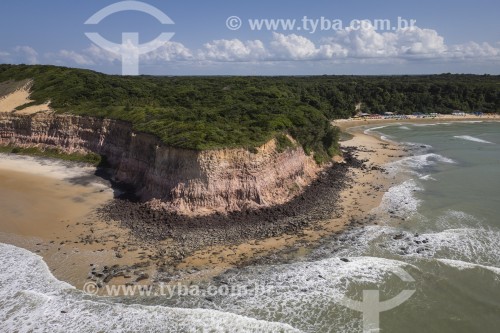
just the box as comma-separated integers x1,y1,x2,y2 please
0,156,160,289
0,122,405,291
0,81,52,114
333,114,500,130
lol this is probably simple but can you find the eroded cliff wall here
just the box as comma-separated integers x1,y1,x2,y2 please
0,112,321,215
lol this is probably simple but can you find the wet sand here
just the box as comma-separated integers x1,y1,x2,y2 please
0,156,159,289
0,126,403,292
0,170,109,238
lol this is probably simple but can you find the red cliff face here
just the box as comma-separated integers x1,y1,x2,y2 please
0,112,322,216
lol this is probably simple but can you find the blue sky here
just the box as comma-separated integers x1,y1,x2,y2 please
1,0,499,75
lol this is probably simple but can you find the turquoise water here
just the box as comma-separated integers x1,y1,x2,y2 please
379,121,500,228
1,121,499,332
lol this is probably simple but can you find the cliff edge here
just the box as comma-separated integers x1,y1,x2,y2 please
0,112,322,216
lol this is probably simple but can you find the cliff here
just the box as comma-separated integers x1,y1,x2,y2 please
0,112,321,215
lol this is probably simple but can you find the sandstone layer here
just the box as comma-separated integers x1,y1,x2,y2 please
0,112,322,215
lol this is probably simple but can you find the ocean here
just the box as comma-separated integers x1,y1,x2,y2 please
1,121,499,332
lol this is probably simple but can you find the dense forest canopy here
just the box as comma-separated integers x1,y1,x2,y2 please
0,65,499,163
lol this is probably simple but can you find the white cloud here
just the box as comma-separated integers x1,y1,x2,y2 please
324,26,396,58
48,44,118,67
194,24,498,63
270,33,319,60
50,41,193,66
199,39,268,61
14,46,39,64
57,50,95,66
320,23,448,59
0,51,10,63
6,24,497,71
0,46,39,64
142,41,194,62
395,27,447,56
448,41,500,58
84,44,119,63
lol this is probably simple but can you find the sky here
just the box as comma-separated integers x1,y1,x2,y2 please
0,0,499,75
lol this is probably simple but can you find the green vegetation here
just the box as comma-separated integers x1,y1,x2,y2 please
275,134,296,153
0,79,29,98
0,145,102,166
0,65,499,163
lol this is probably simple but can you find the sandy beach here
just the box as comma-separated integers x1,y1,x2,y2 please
333,114,500,130
0,155,161,289
1,80,497,291
0,121,409,291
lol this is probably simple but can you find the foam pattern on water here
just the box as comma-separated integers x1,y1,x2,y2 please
453,135,494,144
437,259,500,276
384,153,455,177
363,125,390,135
383,227,500,267
0,243,301,333
418,174,436,181
201,256,417,333
412,123,438,127
372,179,423,218
435,210,482,230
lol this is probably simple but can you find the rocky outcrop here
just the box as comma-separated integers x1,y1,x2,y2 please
0,112,322,215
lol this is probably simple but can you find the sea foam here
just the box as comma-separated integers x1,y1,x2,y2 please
0,243,301,333
0,242,420,333
384,227,500,267
207,255,418,333
437,259,500,275
453,135,494,144
363,125,390,135
373,179,422,218
384,153,455,177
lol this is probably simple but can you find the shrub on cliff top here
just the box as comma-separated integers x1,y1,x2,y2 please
0,65,498,163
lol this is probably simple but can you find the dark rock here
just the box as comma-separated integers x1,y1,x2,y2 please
135,273,150,282
393,233,405,240
103,274,113,283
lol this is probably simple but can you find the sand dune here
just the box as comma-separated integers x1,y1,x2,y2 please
0,81,51,114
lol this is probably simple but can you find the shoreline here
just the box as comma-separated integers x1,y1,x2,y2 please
333,114,500,131
0,123,406,291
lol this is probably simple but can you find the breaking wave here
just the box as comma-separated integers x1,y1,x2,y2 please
453,135,494,144
0,243,301,333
